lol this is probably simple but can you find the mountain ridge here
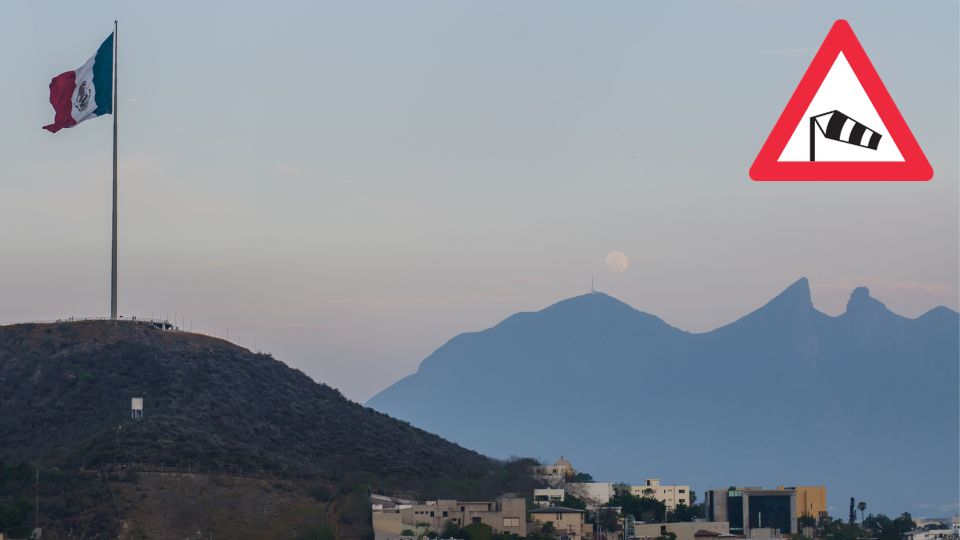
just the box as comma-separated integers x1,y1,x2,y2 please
368,278,959,518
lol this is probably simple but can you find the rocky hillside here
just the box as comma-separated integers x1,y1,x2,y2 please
0,320,538,538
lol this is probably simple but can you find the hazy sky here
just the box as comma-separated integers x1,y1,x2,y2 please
1,1,957,402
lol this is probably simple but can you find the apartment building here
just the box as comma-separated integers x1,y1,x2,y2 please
630,479,692,510
534,488,566,508
530,507,587,538
371,495,527,539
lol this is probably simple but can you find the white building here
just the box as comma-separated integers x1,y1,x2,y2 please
904,530,959,540
630,479,691,510
529,456,575,487
534,488,566,508
567,482,616,508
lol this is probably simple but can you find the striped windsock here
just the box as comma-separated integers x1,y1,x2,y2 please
812,110,881,150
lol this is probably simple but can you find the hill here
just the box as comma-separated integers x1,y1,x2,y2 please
368,278,960,517
0,320,538,538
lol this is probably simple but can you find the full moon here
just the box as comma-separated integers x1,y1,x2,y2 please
605,251,629,273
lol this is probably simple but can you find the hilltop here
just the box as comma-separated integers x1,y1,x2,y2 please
368,278,960,517
0,320,539,538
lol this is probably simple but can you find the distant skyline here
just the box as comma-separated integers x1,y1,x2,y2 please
1,1,957,401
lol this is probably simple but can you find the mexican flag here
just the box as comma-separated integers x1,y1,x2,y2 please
43,33,114,133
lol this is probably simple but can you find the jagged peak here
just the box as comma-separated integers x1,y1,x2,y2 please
845,286,889,314
763,277,813,309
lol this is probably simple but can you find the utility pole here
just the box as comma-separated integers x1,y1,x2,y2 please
35,468,39,531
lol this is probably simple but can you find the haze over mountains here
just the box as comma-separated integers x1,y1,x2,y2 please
368,278,960,517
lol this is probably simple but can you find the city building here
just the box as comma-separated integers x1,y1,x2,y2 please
630,479,693,510
371,495,526,539
534,487,566,508
903,530,959,540
567,482,616,508
529,456,576,487
630,521,732,540
785,486,827,521
705,487,797,536
530,507,587,538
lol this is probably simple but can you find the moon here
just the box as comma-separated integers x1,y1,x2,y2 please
605,251,629,273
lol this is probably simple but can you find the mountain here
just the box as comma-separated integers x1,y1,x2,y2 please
368,278,960,517
0,321,538,538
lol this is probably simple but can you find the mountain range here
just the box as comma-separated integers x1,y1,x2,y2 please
368,278,959,517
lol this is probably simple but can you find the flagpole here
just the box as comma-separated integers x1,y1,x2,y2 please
111,19,118,319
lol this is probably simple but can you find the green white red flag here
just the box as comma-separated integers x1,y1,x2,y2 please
43,33,114,133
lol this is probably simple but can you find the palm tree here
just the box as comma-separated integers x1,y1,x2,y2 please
858,501,867,524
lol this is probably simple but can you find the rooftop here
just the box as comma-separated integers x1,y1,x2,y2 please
531,507,585,514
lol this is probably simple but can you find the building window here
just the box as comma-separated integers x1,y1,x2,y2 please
504,518,520,527
472,517,482,524
443,511,448,517
679,489,686,494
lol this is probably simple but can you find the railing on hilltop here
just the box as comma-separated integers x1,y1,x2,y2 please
4,316,176,329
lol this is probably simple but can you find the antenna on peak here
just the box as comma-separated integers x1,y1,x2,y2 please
591,275,595,295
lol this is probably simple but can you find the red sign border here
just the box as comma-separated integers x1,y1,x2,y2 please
749,19,933,182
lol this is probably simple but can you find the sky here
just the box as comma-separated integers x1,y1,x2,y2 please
0,1,957,403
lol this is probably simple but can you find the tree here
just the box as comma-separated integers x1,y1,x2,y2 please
670,503,698,523
562,494,587,510
857,501,866,524
821,516,867,540
442,520,460,538
598,507,621,532
798,515,817,529
569,472,594,482
849,498,856,524
401,530,415,537
655,532,678,540
460,522,494,540
609,492,666,523
864,512,915,540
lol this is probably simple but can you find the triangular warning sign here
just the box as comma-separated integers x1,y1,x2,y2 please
750,20,932,181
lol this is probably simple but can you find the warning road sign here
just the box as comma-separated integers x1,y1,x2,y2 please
750,20,932,181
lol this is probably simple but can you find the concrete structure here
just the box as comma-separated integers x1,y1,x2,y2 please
567,482,616,508
783,485,826,521
534,487,566,508
529,456,576,487
530,507,586,538
903,531,959,540
371,495,526,539
630,479,692,510
705,487,797,536
630,521,731,540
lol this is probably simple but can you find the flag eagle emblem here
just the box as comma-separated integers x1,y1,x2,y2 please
75,81,91,112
